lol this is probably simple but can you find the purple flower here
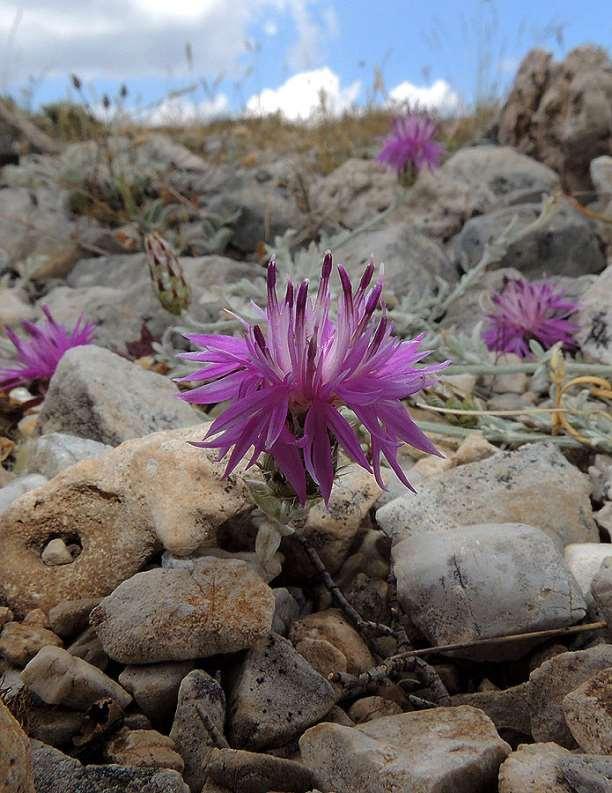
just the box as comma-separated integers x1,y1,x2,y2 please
482,278,578,358
178,253,448,505
377,113,444,175
0,306,95,391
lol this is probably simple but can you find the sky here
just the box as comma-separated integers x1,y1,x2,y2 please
1,0,611,122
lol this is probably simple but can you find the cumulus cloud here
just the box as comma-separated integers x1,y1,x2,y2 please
0,0,324,84
246,67,360,120
388,78,460,114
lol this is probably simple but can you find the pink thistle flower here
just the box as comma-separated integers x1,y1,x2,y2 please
482,278,578,359
178,253,448,505
0,305,95,391
377,113,444,175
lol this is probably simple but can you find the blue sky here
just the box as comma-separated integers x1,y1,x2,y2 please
1,0,611,120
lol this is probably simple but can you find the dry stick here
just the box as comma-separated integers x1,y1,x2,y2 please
331,621,608,694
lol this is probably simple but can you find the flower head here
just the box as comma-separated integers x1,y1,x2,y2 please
482,278,578,358
377,113,444,175
0,305,95,391
145,232,191,316
178,253,448,504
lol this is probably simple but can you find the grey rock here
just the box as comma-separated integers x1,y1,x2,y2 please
30,740,189,793
119,661,194,724
300,706,510,793
451,682,532,740
272,588,303,635
39,345,199,445
577,265,612,365
23,433,110,478
67,626,109,670
528,644,612,746
48,598,100,639
41,537,74,566
563,667,612,753
333,221,457,298
564,544,612,611
169,670,225,793
393,523,586,660
228,633,337,750
90,560,275,664
0,288,35,327
592,559,612,634
377,443,597,548
0,474,47,514
455,202,605,277
203,747,320,793
21,645,131,710
561,755,612,793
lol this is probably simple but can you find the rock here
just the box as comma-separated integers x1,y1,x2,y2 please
451,682,532,741
590,454,612,503
0,424,252,616
22,433,110,478
528,644,612,746
30,740,189,793
41,538,74,566
67,626,109,670
104,728,184,773
347,696,403,724
392,523,586,660
498,742,572,793
592,559,612,632
596,503,612,535
559,755,612,792
377,443,597,548
228,633,337,750
455,202,605,278
591,155,612,249
289,609,374,675
0,622,63,666
0,474,47,515
405,145,559,240
452,431,498,466
314,158,396,229
161,547,282,584
271,588,303,635
333,222,457,298
169,670,226,793
0,606,14,626
39,345,199,445
0,288,35,327
48,598,100,639
284,464,381,576
21,645,131,710
499,46,612,192
91,559,275,664
577,265,612,365
300,706,510,793
203,747,320,793
119,661,194,724
0,699,35,793
562,667,612,753
564,543,612,609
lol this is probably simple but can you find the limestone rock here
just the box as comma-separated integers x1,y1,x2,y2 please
119,661,194,724
498,742,572,793
0,699,35,793
23,432,110,479
562,667,612,753
393,523,586,660
0,424,251,616
528,644,612,746
91,560,275,663
559,755,612,792
451,682,532,741
564,543,612,608
39,345,199,445
289,609,374,675
0,288,35,328
169,670,226,793
0,474,47,515
48,598,100,639
347,696,403,724
377,443,597,548
577,265,612,366
203,747,320,793
300,706,510,793
21,646,131,710
228,633,337,750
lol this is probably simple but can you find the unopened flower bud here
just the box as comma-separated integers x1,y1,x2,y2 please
144,232,191,316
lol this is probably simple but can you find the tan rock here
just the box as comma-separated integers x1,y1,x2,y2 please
0,423,251,616
348,696,403,724
498,742,571,793
562,667,612,753
0,622,62,667
104,728,184,772
453,432,498,466
290,609,374,675
22,609,49,628
294,637,347,678
0,698,35,793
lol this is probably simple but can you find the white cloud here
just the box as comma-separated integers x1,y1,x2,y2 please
285,0,338,71
263,19,278,36
143,93,229,125
246,67,360,121
388,78,460,114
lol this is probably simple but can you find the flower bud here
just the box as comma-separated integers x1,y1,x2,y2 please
144,232,191,316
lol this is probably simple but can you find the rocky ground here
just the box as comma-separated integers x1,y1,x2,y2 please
1,45,612,793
